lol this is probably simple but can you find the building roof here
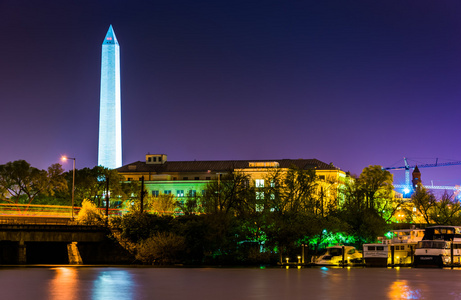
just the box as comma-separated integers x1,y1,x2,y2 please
117,158,341,173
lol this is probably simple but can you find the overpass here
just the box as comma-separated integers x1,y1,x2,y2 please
0,217,131,264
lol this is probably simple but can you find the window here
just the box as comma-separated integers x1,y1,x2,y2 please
164,190,171,195
152,190,159,197
255,179,264,188
158,156,162,162
148,157,151,162
188,190,196,197
319,175,325,180
153,157,157,162
368,246,376,251
177,190,184,197
256,192,264,200
183,177,188,180
377,246,384,251
127,177,133,181
195,177,199,180
206,177,211,180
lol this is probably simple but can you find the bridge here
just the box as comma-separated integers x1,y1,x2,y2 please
0,216,132,265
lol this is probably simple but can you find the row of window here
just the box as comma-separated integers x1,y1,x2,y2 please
182,177,211,180
127,177,212,181
152,190,203,197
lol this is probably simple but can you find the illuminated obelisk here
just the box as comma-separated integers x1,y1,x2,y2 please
98,25,122,169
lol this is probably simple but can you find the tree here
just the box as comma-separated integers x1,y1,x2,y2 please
411,185,436,224
0,160,67,209
70,166,138,208
358,165,394,210
430,191,461,225
150,194,177,215
260,167,318,214
201,171,255,216
357,165,401,221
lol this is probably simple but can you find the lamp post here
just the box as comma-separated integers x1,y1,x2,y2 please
62,156,76,221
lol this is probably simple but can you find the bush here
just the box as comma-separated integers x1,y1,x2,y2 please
77,199,105,225
135,232,185,264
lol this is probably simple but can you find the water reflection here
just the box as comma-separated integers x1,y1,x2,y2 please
388,280,421,299
92,270,135,300
49,267,78,300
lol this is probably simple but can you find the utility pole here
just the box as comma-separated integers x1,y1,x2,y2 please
105,176,110,224
140,176,145,213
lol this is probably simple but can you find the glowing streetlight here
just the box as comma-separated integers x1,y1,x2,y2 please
62,156,76,221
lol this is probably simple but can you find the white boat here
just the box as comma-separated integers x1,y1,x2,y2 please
414,226,461,267
315,245,362,266
363,228,424,267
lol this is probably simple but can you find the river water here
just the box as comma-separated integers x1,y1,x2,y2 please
1,266,461,300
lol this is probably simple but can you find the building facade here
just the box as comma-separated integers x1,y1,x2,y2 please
117,154,347,205
98,25,122,169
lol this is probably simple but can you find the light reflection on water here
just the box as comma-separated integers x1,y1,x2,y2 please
49,267,78,300
388,280,421,299
4,267,461,299
92,270,135,300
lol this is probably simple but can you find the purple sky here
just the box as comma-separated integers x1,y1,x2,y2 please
1,0,461,190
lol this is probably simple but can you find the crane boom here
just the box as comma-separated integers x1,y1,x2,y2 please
383,158,461,170
383,157,461,196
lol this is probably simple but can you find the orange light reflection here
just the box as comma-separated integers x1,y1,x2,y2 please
49,267,78,300
388,280,421,299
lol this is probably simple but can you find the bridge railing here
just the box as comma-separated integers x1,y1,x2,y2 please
0,203,127,219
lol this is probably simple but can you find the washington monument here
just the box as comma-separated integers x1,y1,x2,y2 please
98,25,122,169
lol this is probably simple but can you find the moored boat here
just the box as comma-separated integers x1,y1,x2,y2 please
414,226,461,267
363,228,424,267
315,245,362,266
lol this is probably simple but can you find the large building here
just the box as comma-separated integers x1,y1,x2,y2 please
117,154,347,204
98,25,122,169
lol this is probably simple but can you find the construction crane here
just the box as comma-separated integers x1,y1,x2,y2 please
383,157,461,195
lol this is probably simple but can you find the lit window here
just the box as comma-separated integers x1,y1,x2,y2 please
177,190,184,197
256,179,264,188
256,192,264,200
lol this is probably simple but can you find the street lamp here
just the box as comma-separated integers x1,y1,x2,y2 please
62,156,76,221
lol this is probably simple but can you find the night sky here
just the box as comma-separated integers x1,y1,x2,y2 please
1,0,461,190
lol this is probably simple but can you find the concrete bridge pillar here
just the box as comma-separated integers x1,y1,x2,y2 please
67,242,83,265
18,240,26,264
